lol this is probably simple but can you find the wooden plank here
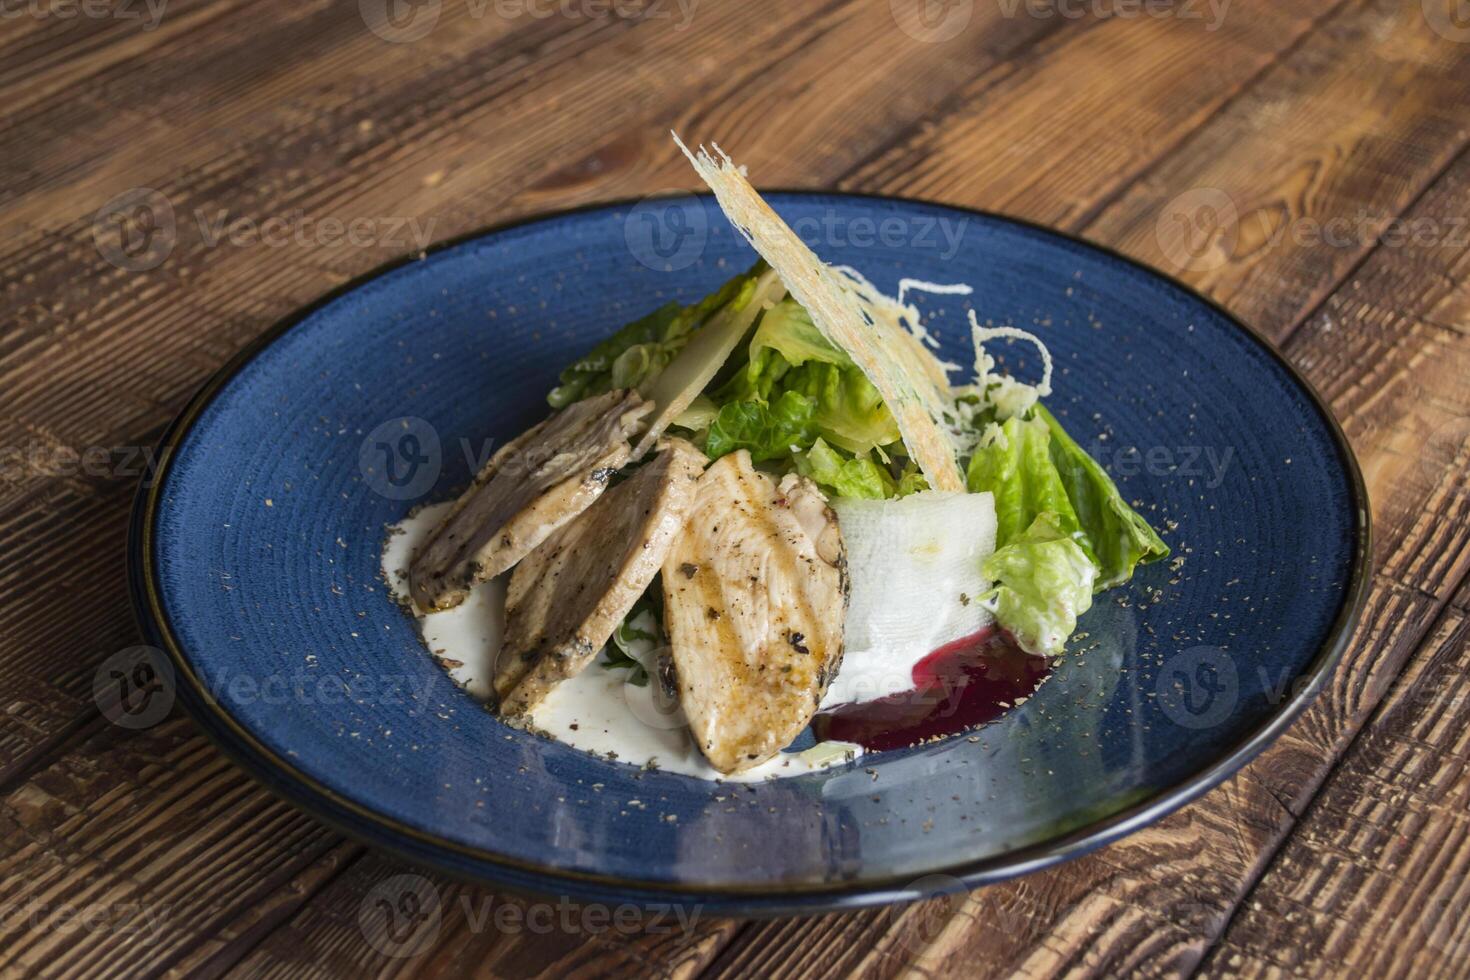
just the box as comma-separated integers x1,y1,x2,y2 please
0,714,346,978
627,0,1344,218
1201,594,1470,977
1081,0,1470,341
215,851,737,980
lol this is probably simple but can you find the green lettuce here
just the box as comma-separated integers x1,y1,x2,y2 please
967,409,1168,654
705,390,818,463
980,513,1096,656
547,265,761,408
794,438,930,500
966,415,1082,549
721,300,900,455
1036,405,1170,589
795,438,892,499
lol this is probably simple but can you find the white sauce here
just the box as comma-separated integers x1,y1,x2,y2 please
381,503,860,781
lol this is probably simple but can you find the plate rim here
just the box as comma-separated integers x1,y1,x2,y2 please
128,191,1372,915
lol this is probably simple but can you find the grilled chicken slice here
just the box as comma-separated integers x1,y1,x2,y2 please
661,452,847,774
409,390,652,612
495,438,707,717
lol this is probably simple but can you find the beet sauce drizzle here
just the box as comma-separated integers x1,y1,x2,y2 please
812,627,1051,751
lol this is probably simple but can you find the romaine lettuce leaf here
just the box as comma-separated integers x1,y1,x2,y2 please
965,415,1082,549
795,438,895,499
980,512,1096,656
547,265,761,408
967,409,1168,654
723,300,901,455
705,390,818,463
1036,405,1170,589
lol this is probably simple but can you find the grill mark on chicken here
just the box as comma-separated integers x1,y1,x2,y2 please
661,451,847,774
494,438,707,718
408,390,652,612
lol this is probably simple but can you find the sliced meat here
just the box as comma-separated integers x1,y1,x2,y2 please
495,438,707,717
409,390,652,612
661,451,847,773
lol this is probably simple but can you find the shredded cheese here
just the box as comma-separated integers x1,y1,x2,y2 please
674,133,968,493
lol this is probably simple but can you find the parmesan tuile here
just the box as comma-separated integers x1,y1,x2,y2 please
673,133,968,493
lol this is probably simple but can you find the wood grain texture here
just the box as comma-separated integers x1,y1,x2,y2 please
2,0,1468,976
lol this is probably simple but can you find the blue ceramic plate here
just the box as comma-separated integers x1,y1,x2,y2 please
131,194,1368,914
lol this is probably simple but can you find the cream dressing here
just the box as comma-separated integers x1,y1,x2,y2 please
381,503,860,781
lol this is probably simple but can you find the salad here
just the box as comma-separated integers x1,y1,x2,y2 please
383,137,1168,779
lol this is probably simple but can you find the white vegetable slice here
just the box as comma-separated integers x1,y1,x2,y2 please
823,490,998,707
633,268,786,458
674,134,968,493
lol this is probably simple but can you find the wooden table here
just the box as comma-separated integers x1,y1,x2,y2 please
3,0,1468,975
